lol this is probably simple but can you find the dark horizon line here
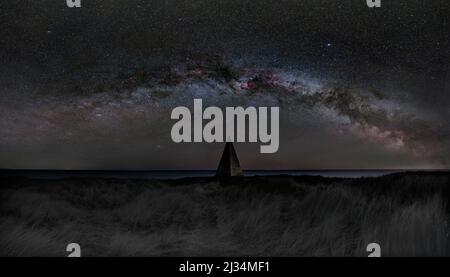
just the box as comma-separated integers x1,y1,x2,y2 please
1,169,449,172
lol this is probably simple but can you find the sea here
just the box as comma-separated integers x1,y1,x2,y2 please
0,169,405,180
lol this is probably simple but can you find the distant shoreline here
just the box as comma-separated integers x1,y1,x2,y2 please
1,169,448,180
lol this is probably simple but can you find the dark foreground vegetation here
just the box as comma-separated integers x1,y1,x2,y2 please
0,172,449,256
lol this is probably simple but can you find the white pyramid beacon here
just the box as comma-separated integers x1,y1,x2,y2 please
215,142,244,177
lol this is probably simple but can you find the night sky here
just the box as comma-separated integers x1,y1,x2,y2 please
0,0,449,170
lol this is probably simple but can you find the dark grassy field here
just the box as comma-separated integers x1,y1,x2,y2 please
0,172,449,257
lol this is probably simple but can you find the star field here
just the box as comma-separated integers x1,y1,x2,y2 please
0,0,449,169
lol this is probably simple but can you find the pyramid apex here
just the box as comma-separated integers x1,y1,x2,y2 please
215,142,244,177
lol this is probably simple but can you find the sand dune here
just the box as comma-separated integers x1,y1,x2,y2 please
0,172,449,257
